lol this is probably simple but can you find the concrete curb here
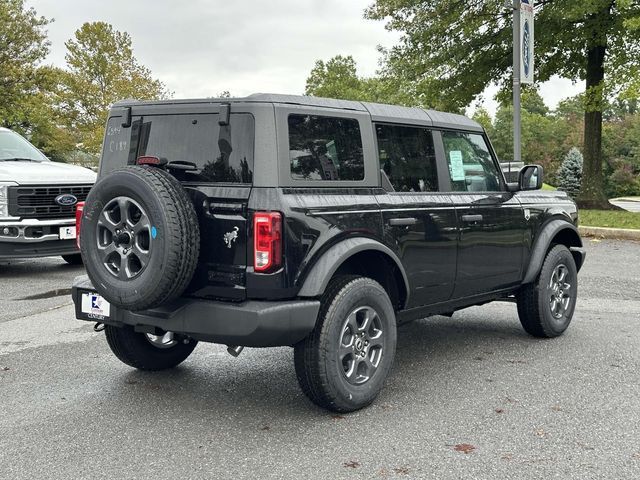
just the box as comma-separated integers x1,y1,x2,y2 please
579,226,640,241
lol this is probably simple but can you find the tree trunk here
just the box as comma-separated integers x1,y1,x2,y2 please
577,12,611,210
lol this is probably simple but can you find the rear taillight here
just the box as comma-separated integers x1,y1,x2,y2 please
253,212,282,273
75,201,85,249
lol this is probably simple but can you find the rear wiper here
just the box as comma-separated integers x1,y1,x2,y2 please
166,160,198,171
0,157,40,162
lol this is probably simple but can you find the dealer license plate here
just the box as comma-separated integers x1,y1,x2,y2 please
80,292,111,319
59,226,76,240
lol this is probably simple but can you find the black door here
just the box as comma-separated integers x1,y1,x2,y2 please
374,124,458,308
439,130,526,298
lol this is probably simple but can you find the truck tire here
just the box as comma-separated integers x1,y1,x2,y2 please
294,276,397,412
517,244,578,338
80,166,200,311
105,325,197,370
62,254,83,265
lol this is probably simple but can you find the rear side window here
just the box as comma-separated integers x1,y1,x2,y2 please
288,114,364,181
442,131,502,192
375,124,438,192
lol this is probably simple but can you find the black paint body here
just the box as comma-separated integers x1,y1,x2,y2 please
79,95,585,345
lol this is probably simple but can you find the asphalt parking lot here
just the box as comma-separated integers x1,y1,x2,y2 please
1,240,639,479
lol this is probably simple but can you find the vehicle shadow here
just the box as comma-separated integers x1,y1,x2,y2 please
102,309,546,423
0,257,84,279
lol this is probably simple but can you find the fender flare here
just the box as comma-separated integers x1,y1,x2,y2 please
522,219,584,284
297,237,410,308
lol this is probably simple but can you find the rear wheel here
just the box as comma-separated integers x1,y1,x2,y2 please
104,325,197,371
517,244,578,338
61,254,83,265
294,276,397,412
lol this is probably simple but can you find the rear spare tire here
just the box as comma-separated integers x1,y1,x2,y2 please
80,166,200,310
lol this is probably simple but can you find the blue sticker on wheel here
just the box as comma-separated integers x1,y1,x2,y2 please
151,226,157,239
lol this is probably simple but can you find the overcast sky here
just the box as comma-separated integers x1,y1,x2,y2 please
30,0,581,115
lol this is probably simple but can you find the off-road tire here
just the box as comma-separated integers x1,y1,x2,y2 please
61,254,83,265
517,244,578,338
294,276,397,412
105,325,197,371
80,166,200,311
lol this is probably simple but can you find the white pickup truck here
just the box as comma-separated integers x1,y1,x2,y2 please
0,127,96,263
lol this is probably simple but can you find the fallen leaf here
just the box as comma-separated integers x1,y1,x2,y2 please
453,443,476,454
495,408,505,414
343,460,360,468
393,466,410,475
331,414,346,420
551,405,562,412
534,428,547,438
501,453,513,461
632,452,640,460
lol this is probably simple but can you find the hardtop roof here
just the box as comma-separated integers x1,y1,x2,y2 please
113,93,483,132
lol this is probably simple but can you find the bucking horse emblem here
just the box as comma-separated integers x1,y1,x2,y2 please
223,226,240,248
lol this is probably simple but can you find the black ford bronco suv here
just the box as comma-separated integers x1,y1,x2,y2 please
72,94,586,412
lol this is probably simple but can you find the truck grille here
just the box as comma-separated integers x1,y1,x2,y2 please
8,185,93,219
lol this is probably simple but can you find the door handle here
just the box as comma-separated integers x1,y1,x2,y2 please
461,214,483,223
389,217,418,226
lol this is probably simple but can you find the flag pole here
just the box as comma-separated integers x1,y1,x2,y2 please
513,0,522,164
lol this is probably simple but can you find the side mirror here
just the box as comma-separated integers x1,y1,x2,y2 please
518,164,544,191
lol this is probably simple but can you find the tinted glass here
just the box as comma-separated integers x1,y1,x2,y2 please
288,114,364,181
442,131,502,192
100,117,131,175
376,124,438,192
135,113,254,183
0,130,48,162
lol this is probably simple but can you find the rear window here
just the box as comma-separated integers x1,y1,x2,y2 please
288,114,364,181
100,113,254,183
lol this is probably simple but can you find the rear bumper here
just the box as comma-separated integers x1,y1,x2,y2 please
72,276,320,347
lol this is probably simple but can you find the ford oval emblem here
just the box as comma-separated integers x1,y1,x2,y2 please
55,194,78,206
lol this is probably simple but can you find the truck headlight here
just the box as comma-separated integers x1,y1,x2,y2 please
0,183,17,219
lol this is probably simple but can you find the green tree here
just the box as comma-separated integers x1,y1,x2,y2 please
60,22,169,154
557,147,584,198
471,106,493,135
305,55,415,105
0,0,74,159
366,0,640,208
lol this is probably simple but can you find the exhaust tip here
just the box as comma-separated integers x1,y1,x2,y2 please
227,345,244,357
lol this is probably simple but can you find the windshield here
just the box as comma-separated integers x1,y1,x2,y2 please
0,130,49,162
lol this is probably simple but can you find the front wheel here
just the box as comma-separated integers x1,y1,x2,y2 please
105,325,197,371
294,276,397,412
517,244,578,338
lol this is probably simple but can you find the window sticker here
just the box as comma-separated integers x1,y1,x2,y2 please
449,150,465,181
